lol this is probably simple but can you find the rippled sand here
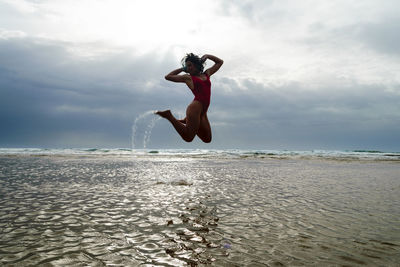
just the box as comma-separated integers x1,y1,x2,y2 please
0,155,399,266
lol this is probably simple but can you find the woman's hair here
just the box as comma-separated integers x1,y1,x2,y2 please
182,53,204,73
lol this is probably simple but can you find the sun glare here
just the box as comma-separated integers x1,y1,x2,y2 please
44,0,211,51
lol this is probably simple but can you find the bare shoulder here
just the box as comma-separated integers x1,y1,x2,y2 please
179,73,192,82
183,74,192,81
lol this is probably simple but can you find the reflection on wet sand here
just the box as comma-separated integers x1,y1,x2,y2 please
0,155,399,266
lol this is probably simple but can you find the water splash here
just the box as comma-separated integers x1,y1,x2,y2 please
131,110,160,149
143,115,160,148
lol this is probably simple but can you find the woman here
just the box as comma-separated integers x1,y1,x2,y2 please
156,53,223,143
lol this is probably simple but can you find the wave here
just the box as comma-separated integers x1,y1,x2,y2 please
1,148,399,161
352,150,385,153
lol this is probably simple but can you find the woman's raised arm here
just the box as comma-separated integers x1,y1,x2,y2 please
202,54,223,76
165,68,190,83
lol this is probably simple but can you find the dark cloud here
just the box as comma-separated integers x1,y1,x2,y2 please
1,35,399,150
0,36,185,148
209,77,400,150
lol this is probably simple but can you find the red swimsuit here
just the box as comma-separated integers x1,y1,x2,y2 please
190,74,211,114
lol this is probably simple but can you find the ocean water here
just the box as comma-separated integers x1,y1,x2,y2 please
0,149,399,266
1,148,400,160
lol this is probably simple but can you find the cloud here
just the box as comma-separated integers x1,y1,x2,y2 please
1,1,400,150
215,0,400,88
1,0,38,14
356,17,400,56
1,33,400,150
0,36,185,147
209,76,400,149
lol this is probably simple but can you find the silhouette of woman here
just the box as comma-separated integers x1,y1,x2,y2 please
156,53,223,143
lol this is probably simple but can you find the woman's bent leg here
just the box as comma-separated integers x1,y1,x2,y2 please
197,113,212,143
156,101,202,142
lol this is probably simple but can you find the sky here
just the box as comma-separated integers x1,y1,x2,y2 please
1,0,399,151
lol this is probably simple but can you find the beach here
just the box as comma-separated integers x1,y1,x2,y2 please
0,150,399,266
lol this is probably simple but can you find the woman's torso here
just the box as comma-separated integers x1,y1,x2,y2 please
190,73,211,113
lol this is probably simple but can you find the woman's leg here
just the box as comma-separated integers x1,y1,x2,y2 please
197,113,212,143
156,101,202,142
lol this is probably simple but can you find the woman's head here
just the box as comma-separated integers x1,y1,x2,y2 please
182,53,204,74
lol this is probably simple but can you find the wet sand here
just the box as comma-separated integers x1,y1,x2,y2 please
0,154,399,266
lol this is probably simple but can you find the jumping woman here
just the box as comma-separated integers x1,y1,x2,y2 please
155,53,223,143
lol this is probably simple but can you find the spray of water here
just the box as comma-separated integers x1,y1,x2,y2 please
131,110,160,150
143,115,160,148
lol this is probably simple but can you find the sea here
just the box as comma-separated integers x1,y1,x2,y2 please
1,148,399,266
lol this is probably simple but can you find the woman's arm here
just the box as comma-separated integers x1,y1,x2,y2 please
202,54,223,76
165,67,193,90
165,68,190,83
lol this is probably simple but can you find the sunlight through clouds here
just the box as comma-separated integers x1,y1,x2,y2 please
5,0,399,87
12,0,222,50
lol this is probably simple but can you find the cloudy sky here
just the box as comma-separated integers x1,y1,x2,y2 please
1,0,399,151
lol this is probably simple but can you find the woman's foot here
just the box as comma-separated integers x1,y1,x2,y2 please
155,110,172,119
